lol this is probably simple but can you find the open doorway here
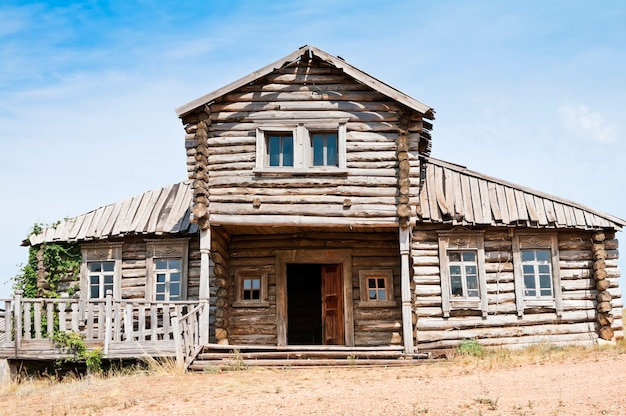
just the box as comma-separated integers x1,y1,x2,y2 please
287,264,322,345
286,263,344,345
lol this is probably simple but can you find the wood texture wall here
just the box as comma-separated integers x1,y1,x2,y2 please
223,231,402,346
181,57,428,226
412,226,623,350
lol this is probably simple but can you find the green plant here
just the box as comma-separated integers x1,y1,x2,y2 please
456,339,484,357
13,222,81,298
52,331,103,374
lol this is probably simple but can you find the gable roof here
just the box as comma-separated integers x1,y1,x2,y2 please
419,158,625,230
175,45,435,119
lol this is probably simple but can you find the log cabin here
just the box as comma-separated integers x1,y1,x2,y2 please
1,45,623,368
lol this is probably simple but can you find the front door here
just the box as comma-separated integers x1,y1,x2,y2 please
321,264,344,345
286,263,344,345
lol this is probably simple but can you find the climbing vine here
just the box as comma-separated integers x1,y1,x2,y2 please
13,222,81,298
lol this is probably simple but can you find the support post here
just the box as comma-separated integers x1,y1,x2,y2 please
171,312,184,369
14,290,22,353
104,290,113,355
199,228,211,345
399,228,415,354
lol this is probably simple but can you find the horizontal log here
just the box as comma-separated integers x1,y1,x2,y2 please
417,332,596,350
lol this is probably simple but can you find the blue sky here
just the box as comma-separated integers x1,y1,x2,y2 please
1,0,625,298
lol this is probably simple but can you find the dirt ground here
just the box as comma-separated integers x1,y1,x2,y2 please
1,347,625,416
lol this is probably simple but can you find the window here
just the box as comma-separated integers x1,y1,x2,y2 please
146,239,189,302
359,269,396,307
311,132,338,167
234,269,269,307
268,133,294,167
88,261,115,299
438,230,487,318
81,243,122,300
513,233,562,316
447,251,479,299
254,118,348,174
154,258,183,301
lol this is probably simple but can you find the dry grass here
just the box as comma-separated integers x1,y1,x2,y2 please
1,340,625,415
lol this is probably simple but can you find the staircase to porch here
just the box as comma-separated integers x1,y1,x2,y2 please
187,344,429,370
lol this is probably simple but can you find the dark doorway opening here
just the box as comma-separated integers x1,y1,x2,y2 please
287,264,322,345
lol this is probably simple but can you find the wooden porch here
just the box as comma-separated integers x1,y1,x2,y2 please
0,292,426,370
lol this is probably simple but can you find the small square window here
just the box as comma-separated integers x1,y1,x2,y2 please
267,133,294,167
234,270,269,307
359,270,396,307
311,133,338,166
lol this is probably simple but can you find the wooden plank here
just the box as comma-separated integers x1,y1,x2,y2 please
134,189,163,233
513,189,529,222
433,165,449,216
477,178,491,224
76,211,95,242
469,176,482,224
460,174,474,223
146,185,174,233
111,198,134,236
543,199,558,224
524,193,539,222
488,183,502,222
426,166,440,221
533,195,548,226
100,199,124,237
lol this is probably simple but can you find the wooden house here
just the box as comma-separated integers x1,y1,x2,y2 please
1,45,623,367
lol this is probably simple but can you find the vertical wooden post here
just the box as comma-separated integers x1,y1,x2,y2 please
171,312,184,369
58,294,68,332
399,228,415,354
199,228,211,345
104,290,113,355
14,291,22,352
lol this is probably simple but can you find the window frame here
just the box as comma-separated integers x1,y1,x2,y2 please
513,233,562,317
81,242,123,300
254,118,348,175
146,239,189,302
438,230,488,318
233,268,269,308
358,269,397,308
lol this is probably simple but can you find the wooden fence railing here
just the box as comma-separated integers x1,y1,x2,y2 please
0,291,203,358
172,299,209,369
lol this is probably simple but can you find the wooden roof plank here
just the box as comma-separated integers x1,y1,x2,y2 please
524,193,539,223
451,170,464,222
85,208,105,239
93,205,114,238
76,211,95,241
443,167,455,218
111,198,134,236
129,191,155,232
534,195,548,226
163,183,188,232
573,207,587,227
495,184,510,224
488,183,502,223
514,189,529,222
134,189,163,233
146,184,174,233
553,202,567,226
504,186,519,222
169,182,193,233
156,184,180,233
100,199,124,237
418,177,431,220
543,199,557,224
433,165,449,216
478,178,491,225
68,214,87,240
460,174,474,224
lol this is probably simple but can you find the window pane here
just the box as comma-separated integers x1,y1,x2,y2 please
377,289,386,300
170,272,181,283
368,278,376,288
450,275,463,296
539,274,552,290
268,136,280,166
524,275,536,296
326,134,338,166
90,275,99,285
157,273,166,283
536,250,550,262
155,259,168,269
170,283,180,296
155,293,165,301
462,252,476,262
103,283,113,295
89,263,102,273
466,275,478,290
449,265,461,276
251,289,260,300
522,265,534,274
103,262,115,272
252,278,260,290
104,274,114,285
377,278,386,289
312,135,324,166
169,259,181,270
538,265,550,275
282,136,293,166
243,279,251,290
156,283,165,294
448,252,461,262
521,251,535,262
369,289,377,300
465,265,477,276
90,286,99,299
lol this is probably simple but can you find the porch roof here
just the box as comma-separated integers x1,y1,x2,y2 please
25,181,197,246
418,158,625,230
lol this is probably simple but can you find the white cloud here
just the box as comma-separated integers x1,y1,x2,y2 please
558,103,617,144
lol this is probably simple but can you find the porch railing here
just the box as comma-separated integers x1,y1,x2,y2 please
171,299,209,369
0,290,204,359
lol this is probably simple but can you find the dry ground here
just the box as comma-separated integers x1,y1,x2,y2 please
1,344,625,416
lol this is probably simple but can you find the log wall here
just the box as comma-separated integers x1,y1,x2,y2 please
412,226,623,351
180,57,428,226
224,231,402,346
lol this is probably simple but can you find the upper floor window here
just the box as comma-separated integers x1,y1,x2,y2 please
513,233,562,316
438,230,487,318
254,117,348,174
146,239,189,302
81,243,123,300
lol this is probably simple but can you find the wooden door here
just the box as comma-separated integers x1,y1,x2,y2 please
321,264,344,345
